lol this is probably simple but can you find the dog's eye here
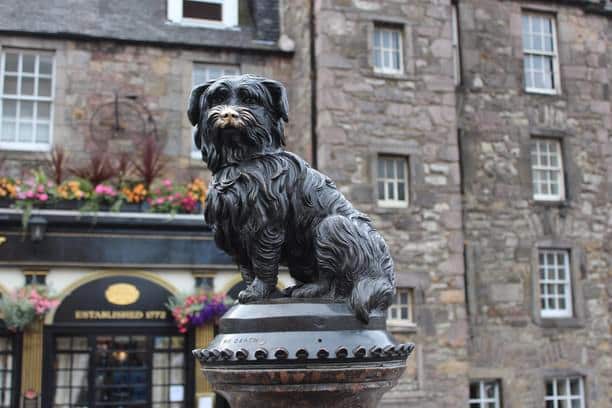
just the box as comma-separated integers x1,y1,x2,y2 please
243,96,258,105
210,95,225,106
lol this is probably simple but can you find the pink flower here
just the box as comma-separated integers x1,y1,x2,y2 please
25,191,35,199
163,179,172,188
37,185,45,193
94,184,105,194
155,197,164,204
37,193,48,202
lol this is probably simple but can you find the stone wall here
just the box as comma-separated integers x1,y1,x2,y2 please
313,1,467,406
458,1,611,407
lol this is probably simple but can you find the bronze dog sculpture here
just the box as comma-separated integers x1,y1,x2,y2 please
188,74,395,323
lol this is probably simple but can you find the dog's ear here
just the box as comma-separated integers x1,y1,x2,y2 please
187,80,216,126
261,79,289,122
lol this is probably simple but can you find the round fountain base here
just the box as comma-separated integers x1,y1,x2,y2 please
194,300,414,408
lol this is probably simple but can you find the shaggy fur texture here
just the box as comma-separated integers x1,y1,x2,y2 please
188,74,395,323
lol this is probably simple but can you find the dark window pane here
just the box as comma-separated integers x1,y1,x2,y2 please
183,1,222,21
469,382,480,398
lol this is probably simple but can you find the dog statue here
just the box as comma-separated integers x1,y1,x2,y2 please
188,74,395,323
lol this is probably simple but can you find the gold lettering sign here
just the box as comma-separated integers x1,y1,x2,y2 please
105,283,140,306
74,310,167,320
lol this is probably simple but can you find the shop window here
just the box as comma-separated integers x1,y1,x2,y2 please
194,275,214,291
0,49,54,151
53,336,89,406
50,334,188,407
24,270,47,286
0,335,16,408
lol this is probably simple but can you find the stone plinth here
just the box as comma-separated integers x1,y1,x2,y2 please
193,299,414,408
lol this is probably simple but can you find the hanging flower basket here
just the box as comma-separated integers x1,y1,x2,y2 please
0,286,59,332
166,291,232,333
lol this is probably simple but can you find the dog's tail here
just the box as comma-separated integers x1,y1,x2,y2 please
316,214,395,324
350,274,394,324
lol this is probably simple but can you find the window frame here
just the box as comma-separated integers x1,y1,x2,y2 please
372,25,404,75
537,248,573,319
387,287,415,327
0,49,55,152
167,0,238,28
376,155,409,208
451,4,461,86
530,137,565,202
521,12,561,95
468,379,502,408
190,63,240,158
544,377,585,408
24,270,48,286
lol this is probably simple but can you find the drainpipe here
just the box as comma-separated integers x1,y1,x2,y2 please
309,0,318,169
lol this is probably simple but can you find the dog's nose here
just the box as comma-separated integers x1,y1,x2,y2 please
220,107,239,119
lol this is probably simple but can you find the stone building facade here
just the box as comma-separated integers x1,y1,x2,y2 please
458,1,611,407
0,0,609,407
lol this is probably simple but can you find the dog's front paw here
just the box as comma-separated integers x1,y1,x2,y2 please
237,286,260,303
237,279,275,303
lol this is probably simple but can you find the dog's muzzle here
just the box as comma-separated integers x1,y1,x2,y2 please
212,106,244,129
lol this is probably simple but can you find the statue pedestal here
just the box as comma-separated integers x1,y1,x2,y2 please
194,300,414,408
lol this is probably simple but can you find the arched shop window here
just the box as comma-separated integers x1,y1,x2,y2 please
42,275,194,408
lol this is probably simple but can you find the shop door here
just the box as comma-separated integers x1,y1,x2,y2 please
49,333,187,408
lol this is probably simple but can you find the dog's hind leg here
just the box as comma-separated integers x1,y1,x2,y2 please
314,214,394,322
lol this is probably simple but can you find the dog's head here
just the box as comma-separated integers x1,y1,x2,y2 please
188,74,289,172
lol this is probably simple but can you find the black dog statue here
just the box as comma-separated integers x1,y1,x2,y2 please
188,74,395,323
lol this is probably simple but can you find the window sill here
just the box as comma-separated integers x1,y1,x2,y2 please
537,317,584,329
387,322,417,333
362,68,411,81
166,19,240,31
532,199,571,209
0,143,51,152
524,88,561,96
377,201,409,209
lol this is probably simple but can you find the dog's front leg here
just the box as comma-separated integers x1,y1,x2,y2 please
238,226,284,303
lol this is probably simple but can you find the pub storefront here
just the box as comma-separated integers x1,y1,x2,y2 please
43,275,194,408
0,210,263,407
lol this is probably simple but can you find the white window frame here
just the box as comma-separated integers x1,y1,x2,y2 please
387,288,414,326
469,380,501,408
538,249,573,318
191,63,240,158
0,49,55,152
167,0,238,28
531,138,565,202
372,26,404,75
522,12,561,95
377,155,409,208
451,4,461,86
545,377,585,408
